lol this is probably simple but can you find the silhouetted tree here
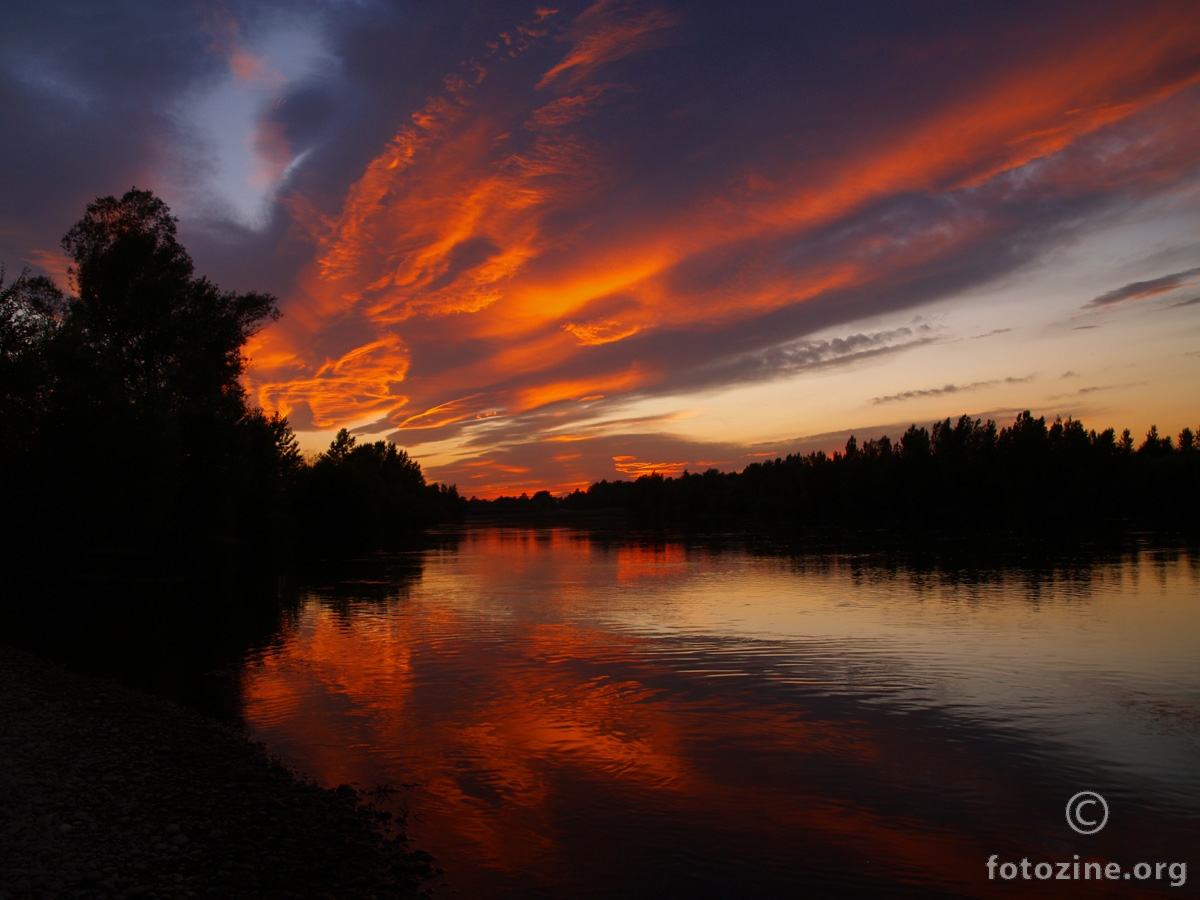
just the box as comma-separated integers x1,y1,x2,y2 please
58,189,277,417
0,267,64,462
901,424,932,459
3,189,295,553
301,429,463,548
470,409,1200,535
1137,425,1172,455
0,191,466,576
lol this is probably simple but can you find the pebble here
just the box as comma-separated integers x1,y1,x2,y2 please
0,645,435,898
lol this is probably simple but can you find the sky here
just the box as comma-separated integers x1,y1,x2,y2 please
2,0,1199,497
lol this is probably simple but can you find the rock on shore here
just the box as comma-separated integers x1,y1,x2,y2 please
0,645,433,899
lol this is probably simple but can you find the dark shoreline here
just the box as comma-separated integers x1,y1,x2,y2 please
0,644,434,899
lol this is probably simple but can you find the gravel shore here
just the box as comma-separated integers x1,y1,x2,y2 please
0,644,433,899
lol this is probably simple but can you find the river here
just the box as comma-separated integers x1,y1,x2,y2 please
237,528,1200,898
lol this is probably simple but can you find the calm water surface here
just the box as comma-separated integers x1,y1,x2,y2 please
239,529,1200,898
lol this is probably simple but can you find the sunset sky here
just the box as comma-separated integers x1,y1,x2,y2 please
3,1,1199,496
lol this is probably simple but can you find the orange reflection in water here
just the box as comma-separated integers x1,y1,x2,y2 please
616,543,688,581
241,608,1021,896
241,531,1198,898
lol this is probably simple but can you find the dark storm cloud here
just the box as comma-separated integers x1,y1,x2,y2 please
0,3,214,264
0,1,307,292
264,86,339,156
0,0,492,296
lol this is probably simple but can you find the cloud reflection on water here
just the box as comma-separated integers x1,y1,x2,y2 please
240,530,1200,898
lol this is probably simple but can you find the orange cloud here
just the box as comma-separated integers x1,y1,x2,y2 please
254,333,409,428
393,394,494,430
749,11,1200,232
562,318,641,345
513,365,652,412
536,0,678,89
612,455,689,477
527,84,613,129
244,3,1200,495
23,248,72,289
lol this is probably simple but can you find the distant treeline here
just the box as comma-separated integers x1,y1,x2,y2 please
1,190,462,569
470,413,1200,532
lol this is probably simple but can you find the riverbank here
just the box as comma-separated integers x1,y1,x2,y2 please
0,644,434,899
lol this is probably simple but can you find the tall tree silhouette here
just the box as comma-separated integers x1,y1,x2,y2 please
59,190,277,420
5,190,292,551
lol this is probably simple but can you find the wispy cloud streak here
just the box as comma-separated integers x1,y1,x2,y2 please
871,376,1035,405
1086,267,1200,308
218,1,1200,491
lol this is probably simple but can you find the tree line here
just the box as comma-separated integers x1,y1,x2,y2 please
0,190,462,569
471,412,1200,532
6,190,1194,564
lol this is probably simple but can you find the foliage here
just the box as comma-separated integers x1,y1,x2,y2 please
0,267,65,461
2,190,460,563
301,429,464,549
58,190,278,421
472,412,1200,533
